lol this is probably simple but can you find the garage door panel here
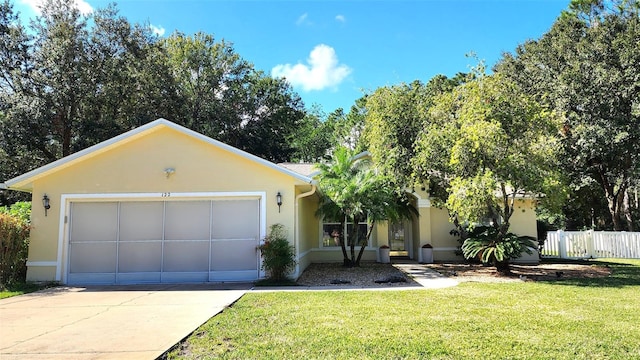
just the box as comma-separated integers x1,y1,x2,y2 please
68,197,260,284
69,242,116,273
165,201,211,240
163,241,209,272
211,239,258,271
211,200,259,239
120,202,163,241
70,202,118,242
118,241,162,272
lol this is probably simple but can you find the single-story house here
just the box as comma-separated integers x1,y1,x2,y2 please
2,119,538,285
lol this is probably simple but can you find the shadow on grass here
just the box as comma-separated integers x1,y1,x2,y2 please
538,259,640,288
0,281,59,299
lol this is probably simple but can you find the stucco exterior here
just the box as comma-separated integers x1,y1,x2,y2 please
4,119,540,284
5,119,315,283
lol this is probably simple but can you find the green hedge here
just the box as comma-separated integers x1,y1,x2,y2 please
0,202,31,288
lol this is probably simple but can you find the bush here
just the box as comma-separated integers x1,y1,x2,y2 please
0,203,31,288
258,224,296,282
461,225,536,272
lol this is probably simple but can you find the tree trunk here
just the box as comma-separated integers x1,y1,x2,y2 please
623,188,634,232
495,260,511,275
598,170,627,231
355,222,375,266
338,219,351,267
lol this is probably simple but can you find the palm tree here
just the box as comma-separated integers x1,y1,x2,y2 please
316,147,417,267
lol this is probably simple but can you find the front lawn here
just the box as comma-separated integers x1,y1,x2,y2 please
168,259,640,359
0,282,57,299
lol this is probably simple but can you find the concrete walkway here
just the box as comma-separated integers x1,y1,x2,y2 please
0,283,249,360
391,260,459,289
0,262,453,359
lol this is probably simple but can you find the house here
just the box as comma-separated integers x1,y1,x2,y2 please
2,119,538,285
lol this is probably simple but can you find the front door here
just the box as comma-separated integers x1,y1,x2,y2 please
389,221,410,257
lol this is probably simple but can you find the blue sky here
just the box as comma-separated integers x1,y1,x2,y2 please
16,0,570,114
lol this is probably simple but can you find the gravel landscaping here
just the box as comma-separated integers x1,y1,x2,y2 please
295,262,420,287
295,260,613,287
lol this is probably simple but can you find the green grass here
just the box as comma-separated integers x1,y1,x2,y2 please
0,282,57,299
168,259,640,359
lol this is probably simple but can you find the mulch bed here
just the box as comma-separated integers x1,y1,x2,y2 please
295,261,612,286
425,261,612,282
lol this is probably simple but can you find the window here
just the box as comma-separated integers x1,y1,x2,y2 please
322,217,369,248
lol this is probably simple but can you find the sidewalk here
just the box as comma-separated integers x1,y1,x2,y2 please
391,260,459,289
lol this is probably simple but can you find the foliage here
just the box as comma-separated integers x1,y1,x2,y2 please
414,73,564,245
0,201,31,223
169,259,640,360
363,75,464,187
315,147,416,266
496,0,640,230
258,224,296,282
460,225,537,271
288,105,334,162
164,32,306,162
1,0,308,187
0,206,30,288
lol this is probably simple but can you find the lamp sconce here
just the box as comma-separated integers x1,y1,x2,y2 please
276,192,282,213
164,167,175,178
42,194,51,216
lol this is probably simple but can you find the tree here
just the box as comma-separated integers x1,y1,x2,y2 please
496,0,640,230
413,73,564,272
315,147,416,267
363,75,465,187
1,0,309,191
289,105,334,163
163,32,306,162
0,0,168,187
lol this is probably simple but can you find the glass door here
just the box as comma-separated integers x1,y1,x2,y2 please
389,222,409,257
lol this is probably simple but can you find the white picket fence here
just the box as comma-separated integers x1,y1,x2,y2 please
542,230,640,259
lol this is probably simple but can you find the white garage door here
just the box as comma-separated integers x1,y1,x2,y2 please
67,199,260,284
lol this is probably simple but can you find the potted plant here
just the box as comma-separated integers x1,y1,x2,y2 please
421,243,434,264
378,244,390,263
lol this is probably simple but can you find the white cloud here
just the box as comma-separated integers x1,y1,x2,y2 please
335,14,346,23
20,0,93,14
296,13,309,26
150,24,166,37
271,44,352,92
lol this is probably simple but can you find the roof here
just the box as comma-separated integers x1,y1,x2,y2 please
277,163,319,177
4,118,315,192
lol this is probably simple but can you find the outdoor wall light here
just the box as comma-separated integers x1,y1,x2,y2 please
276,192,282,213
42,194,51,216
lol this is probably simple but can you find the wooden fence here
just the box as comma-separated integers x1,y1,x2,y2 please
542,230,640,259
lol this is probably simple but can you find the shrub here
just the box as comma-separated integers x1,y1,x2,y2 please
0,205,31,288
461,225,536,272
258,224,296,282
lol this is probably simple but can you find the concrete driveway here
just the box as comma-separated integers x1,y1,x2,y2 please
0,283,250,359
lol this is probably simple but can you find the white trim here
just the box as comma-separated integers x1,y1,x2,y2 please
26,261,58,267
4,119,315,191
58,191,266,284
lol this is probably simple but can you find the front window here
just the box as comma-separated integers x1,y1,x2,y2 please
322,217,369,247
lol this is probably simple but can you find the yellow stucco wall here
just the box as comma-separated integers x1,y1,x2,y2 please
25,126,309,281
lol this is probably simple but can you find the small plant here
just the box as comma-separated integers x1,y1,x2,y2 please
258,224,296,282
461,225,536,273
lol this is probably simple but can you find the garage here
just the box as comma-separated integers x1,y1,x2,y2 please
66,197,261,284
